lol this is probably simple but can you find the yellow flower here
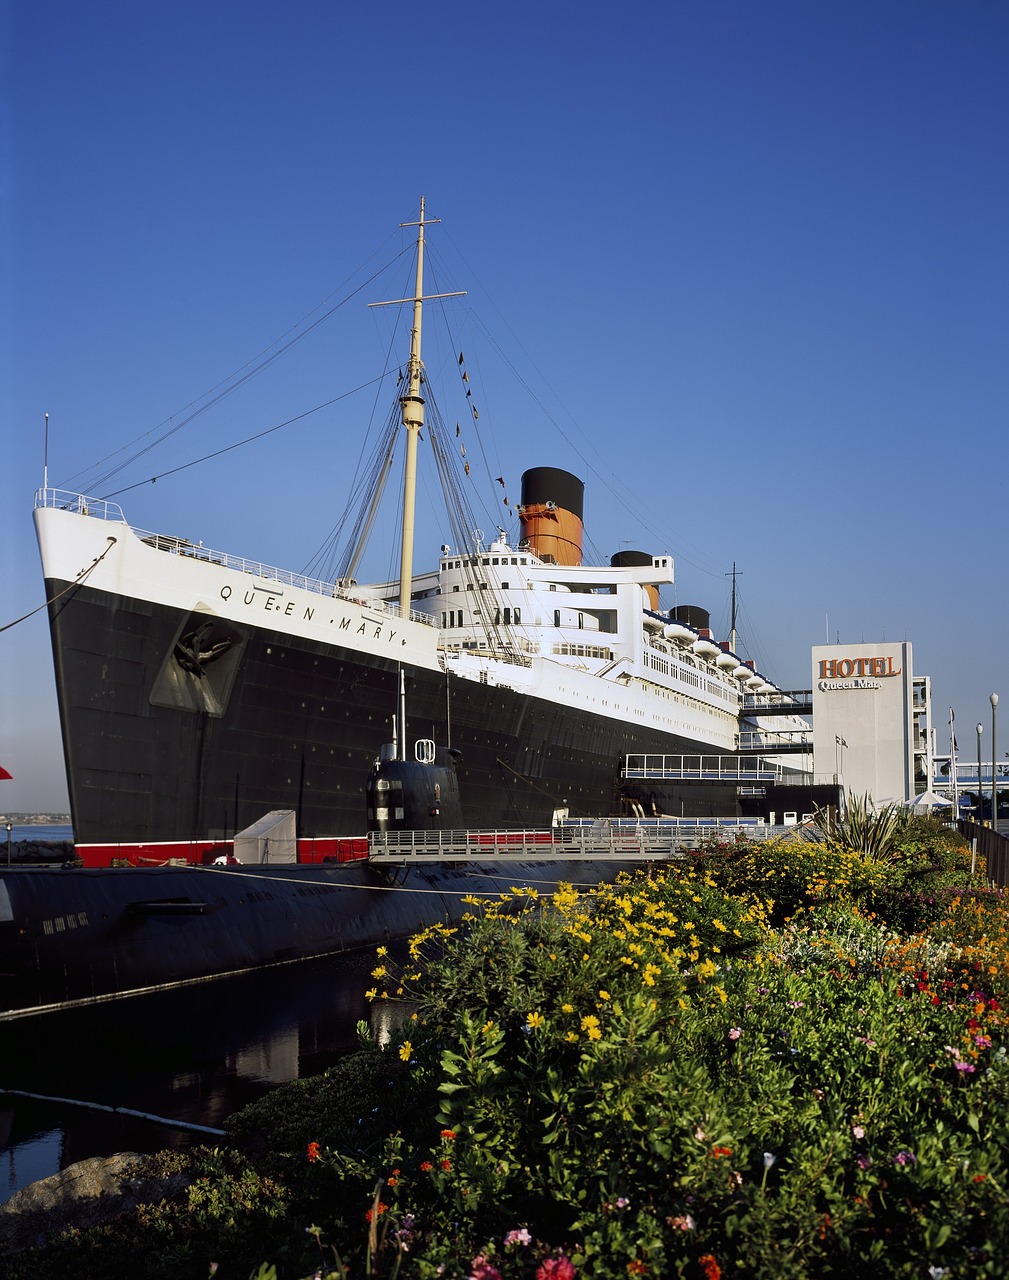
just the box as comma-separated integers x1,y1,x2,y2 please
481,1019,495,1035
376,945,388,956
565,1031,579,1043
561,1003,574,1013
598,990,611,1001
371,965,387,979
581,1014,600,1031
586,1025,602,1040
365,987,378,1000
399,1041,412,1062
527,1011,545,1029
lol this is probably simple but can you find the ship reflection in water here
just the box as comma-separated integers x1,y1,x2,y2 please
0,944,393,1202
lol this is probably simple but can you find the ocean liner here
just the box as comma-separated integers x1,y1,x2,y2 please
0,202,801,1015
33,200,769,867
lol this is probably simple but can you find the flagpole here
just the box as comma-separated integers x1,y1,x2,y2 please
950,708,958,819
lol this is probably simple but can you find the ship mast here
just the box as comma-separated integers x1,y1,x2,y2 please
369,198,464,619
729,562,739,653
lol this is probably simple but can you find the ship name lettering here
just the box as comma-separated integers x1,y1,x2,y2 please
338,617,351,630
244,590,256,606
818,656,900,680
220,585,232,600
357,621,367,635
304,607,314,621
285,601,295,616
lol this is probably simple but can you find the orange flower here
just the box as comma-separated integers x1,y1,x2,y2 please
699,1255,721,1280
440,1128,457,1140
306,1142,320,1163
711,1145,732,1159
440,1158,452,1171
420,1161,433,1172
365,1202,389,1222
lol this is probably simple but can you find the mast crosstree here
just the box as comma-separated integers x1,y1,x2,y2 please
369,197,465,618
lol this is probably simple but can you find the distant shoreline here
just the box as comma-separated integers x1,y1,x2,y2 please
0,815,72,825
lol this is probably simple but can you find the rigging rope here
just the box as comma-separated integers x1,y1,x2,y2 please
64,243,412,493
0,536,118,635
100,375,392,501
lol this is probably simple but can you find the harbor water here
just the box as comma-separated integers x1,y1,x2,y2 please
0,941,393,1202
4,823,74,846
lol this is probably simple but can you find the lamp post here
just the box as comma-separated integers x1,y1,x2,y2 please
991,693,999,831
977,723,984,821
5,822,10,867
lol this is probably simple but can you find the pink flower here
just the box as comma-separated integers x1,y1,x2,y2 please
852,1125,865,1140
504,1228,532,1247
469,1256,503,1280
728,1027,742,1041
537,1256,576,1280
856,1154,872,1170
954,1061,976,1074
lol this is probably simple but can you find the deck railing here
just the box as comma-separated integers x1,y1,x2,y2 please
35,487,434,626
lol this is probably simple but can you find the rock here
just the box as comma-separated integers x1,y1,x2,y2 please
0,1152,191,1255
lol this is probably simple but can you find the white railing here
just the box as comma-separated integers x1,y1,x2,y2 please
738,729,812,751
368,820,811,861
35,487,435,627
36,487,127,523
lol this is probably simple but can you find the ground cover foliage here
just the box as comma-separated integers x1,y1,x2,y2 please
10,816,1009,1278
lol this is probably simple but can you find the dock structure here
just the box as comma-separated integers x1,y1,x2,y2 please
368,819,805,865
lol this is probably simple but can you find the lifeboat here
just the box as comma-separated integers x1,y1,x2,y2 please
731,664,752,682
664,622,697,645
692,637,721,660
715,651,739,671
745,673,765,690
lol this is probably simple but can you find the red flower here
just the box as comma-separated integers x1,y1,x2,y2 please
420,1161,433,1172
711,1145,732,1159
699,1256,721,1280
365,1202,389,1222
440,1128,457,1140
974,1174,988,1182
536,1256,576,1280
440,1158,452,1171
306,1142,320,1163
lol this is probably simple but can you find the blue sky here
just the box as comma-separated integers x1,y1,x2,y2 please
2,0,1007,811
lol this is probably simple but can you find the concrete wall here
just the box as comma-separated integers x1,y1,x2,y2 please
812,642,914,804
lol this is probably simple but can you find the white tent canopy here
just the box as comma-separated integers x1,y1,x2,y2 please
905,790,954,810
233,809,297,864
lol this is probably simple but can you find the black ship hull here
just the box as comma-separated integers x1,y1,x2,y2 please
46,578,737,851
0,857,633,1017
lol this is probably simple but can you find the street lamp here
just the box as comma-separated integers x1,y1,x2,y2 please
5,822,10,867
991,693,999,831
977,723,984,821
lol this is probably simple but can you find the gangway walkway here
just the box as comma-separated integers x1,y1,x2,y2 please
742,689,812,717
622,754,811,784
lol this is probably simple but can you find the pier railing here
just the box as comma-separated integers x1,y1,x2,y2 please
368,820,809,862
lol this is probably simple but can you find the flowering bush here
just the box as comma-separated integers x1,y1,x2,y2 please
15,827,1009,1279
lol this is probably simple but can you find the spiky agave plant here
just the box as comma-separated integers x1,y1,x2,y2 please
816,792,912,862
